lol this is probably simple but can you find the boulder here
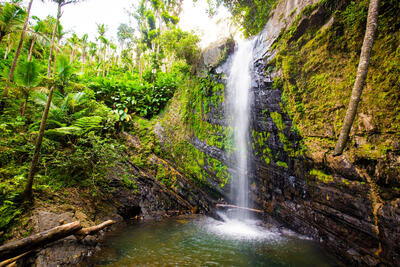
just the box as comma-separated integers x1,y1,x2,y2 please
197,37,235,76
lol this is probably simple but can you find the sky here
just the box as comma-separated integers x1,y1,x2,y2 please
22,0,235,48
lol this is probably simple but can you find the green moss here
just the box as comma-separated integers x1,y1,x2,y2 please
121,174,138,192
252,130,273,164
342,178,350,186
270,112,285,131
276,161,288,168
273,0,400,163
310,169,333,183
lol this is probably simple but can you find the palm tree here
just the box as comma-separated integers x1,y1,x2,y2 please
88,41,97,66
80,33,89,72
55,54,74,95
24,0,84,201
0,2,26,43
3,32,17,60
27,16,46,61
0,1,31,114
52,22,68,75
68,33,80,63
14,60,42,116
96,23,108,75
333,0,380,156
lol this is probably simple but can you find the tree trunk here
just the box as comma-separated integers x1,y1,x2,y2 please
23,86,55,201
28,38,36,61
333,0,380,156
0,220,115,263
21,94,29,116
47,4,61,78
74,220,115,241
0,222,82,262
81,51,86,73
0,0,35,114
0,250,35,267
52,42,59,76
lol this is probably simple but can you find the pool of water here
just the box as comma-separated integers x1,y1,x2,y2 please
82,215,338,266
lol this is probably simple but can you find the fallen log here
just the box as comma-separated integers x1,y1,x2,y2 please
74,220,116,241
0,219,116,262
0,250,35,267
216,204,263,214
0,221,82,262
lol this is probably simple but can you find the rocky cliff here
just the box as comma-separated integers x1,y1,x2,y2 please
156,0,400,265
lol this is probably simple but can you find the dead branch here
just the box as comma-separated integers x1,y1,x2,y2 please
216,204,263,213
74,220,116,241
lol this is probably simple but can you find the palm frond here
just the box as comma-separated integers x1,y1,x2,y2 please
31,91,57,110
14,60,42,89
0,3,26,35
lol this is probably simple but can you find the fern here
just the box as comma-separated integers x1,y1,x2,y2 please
44,126,82,138
72,116,103,134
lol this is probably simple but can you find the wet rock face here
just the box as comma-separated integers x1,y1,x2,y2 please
188,2,400,266
247,40,400,267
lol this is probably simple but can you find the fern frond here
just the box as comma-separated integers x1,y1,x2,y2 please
44,126,82,138
72,116,103,134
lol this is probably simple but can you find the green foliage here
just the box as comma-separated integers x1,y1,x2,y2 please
87,69,179,121
30,91,115,141
55,54,76,93
121,174,138,190
41,132,123,189
160,28,200,66
0,2,26,41
273,0,400,158
199,0,277,37
14,60,42,90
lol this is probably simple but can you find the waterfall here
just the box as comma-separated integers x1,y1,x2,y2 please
226,39,255,218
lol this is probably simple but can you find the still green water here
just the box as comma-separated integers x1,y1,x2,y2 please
82,215,338,266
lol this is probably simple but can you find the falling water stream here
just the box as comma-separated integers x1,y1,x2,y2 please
82,39,338,266
226,39,255,217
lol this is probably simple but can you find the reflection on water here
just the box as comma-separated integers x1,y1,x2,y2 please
82,215,337,267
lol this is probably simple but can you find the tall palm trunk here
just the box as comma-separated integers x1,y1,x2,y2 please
23,1,60,199
333,0,380,156
52,40,60,76
47,4,61,78
24,0,84,201
0,0,34,114
21,93,29,116
23,86,55,200
28,37,36,61
81,49,86,73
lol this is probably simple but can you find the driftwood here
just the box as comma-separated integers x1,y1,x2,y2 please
0,221,82,262
0,220,116,263
0,250,35,267
74,220,115,241
216,204,263,214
